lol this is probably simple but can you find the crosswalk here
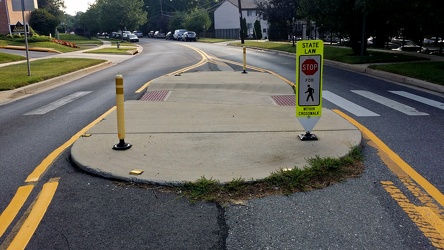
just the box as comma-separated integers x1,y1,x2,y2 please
24,92,92,115
323,90,443,117
21,90,444,118
322,91,380,117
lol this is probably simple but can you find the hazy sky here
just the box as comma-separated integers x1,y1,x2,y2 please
64,0,92,15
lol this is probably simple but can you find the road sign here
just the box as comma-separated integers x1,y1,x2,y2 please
296,40,324,140
301,59,318,75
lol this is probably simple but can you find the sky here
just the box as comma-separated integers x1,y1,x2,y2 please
64,0,92,15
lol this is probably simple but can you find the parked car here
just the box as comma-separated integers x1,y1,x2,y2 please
182,31,197,42
147,31,155,38
154,31,165,38
128,34,139,42
165,31,173,40
173,29,187,40
133,30,143,38
391,38,426,53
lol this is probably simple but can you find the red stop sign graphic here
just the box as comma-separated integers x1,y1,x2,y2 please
301,59,318,75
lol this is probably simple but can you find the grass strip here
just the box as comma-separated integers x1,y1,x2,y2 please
84,47,136,54
117,146,364,204
234,41,427,64
369,61,444,86
198,38,234,43
0,58,106,90
0,52,25,63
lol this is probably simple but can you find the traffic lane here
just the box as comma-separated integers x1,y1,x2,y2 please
26,150,223,250
321,67,444,192
226,145,435,249
189,42,297,83
0,41,203,214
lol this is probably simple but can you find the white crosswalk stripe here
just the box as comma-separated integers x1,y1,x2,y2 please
24,91,92,115
351,90,429,116
323,91,380,117
390,91,444,111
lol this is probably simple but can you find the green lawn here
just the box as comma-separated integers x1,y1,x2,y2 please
84,47,137,54
0,58,106,90
0,52,25,63
198,38,234,43
370,62,444,86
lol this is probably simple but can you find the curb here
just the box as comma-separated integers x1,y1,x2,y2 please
325,60,444,94
0,45,61,53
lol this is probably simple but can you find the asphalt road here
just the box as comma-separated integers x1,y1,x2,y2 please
0,38,443,249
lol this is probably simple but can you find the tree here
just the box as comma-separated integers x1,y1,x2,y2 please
241,17,247,40
168,11,186,31
97,0,147,31
183,8,212,33
256,0,300,40
253,20,262,40
76,0,147,34
29,8,60,35
38,0,65,19
77,4,102,35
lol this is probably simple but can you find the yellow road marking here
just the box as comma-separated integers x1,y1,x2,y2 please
381,181,444,249
135,80,153,94
333,109,444,207
135,44,211,94
7,179,59,250
0,185,34,238
416,206,444,238
25,107,116,182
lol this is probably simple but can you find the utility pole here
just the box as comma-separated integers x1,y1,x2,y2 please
238,0,244,44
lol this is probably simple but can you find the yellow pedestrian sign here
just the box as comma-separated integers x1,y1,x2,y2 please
296,40,324,140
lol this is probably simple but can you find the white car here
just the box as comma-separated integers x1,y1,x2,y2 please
173,29,187,40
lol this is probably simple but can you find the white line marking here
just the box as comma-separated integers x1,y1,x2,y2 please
351,90,428,116
24,92,92,115
323,91,380,117
390,91,444,111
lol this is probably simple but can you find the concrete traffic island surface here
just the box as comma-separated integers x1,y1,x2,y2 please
71,72,362,185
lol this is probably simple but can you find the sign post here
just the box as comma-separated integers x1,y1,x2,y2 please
13,0,38,77
296,40,324,140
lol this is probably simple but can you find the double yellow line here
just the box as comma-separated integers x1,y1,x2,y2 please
135,43,213,94
335,109,444,248
0,108,115,249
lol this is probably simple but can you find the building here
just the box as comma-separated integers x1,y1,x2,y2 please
214,0,269,40
0,0,35,35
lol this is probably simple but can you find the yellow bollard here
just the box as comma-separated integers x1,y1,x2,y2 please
113,74,132,150
242,46,247,74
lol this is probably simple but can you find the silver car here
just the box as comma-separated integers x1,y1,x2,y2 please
182,31,197,42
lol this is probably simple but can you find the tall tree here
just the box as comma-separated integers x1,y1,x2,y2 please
183,8,212,33
29,8,60,35
253,20,262,40
256,0,300,40
38,0,65,18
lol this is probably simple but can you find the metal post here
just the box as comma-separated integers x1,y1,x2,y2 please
242,46,247,74
21,0,31,76
113,74,132,150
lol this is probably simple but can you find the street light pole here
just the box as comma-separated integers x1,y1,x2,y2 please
238,0,244,44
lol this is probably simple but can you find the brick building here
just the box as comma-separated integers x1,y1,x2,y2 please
0,0,33,35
